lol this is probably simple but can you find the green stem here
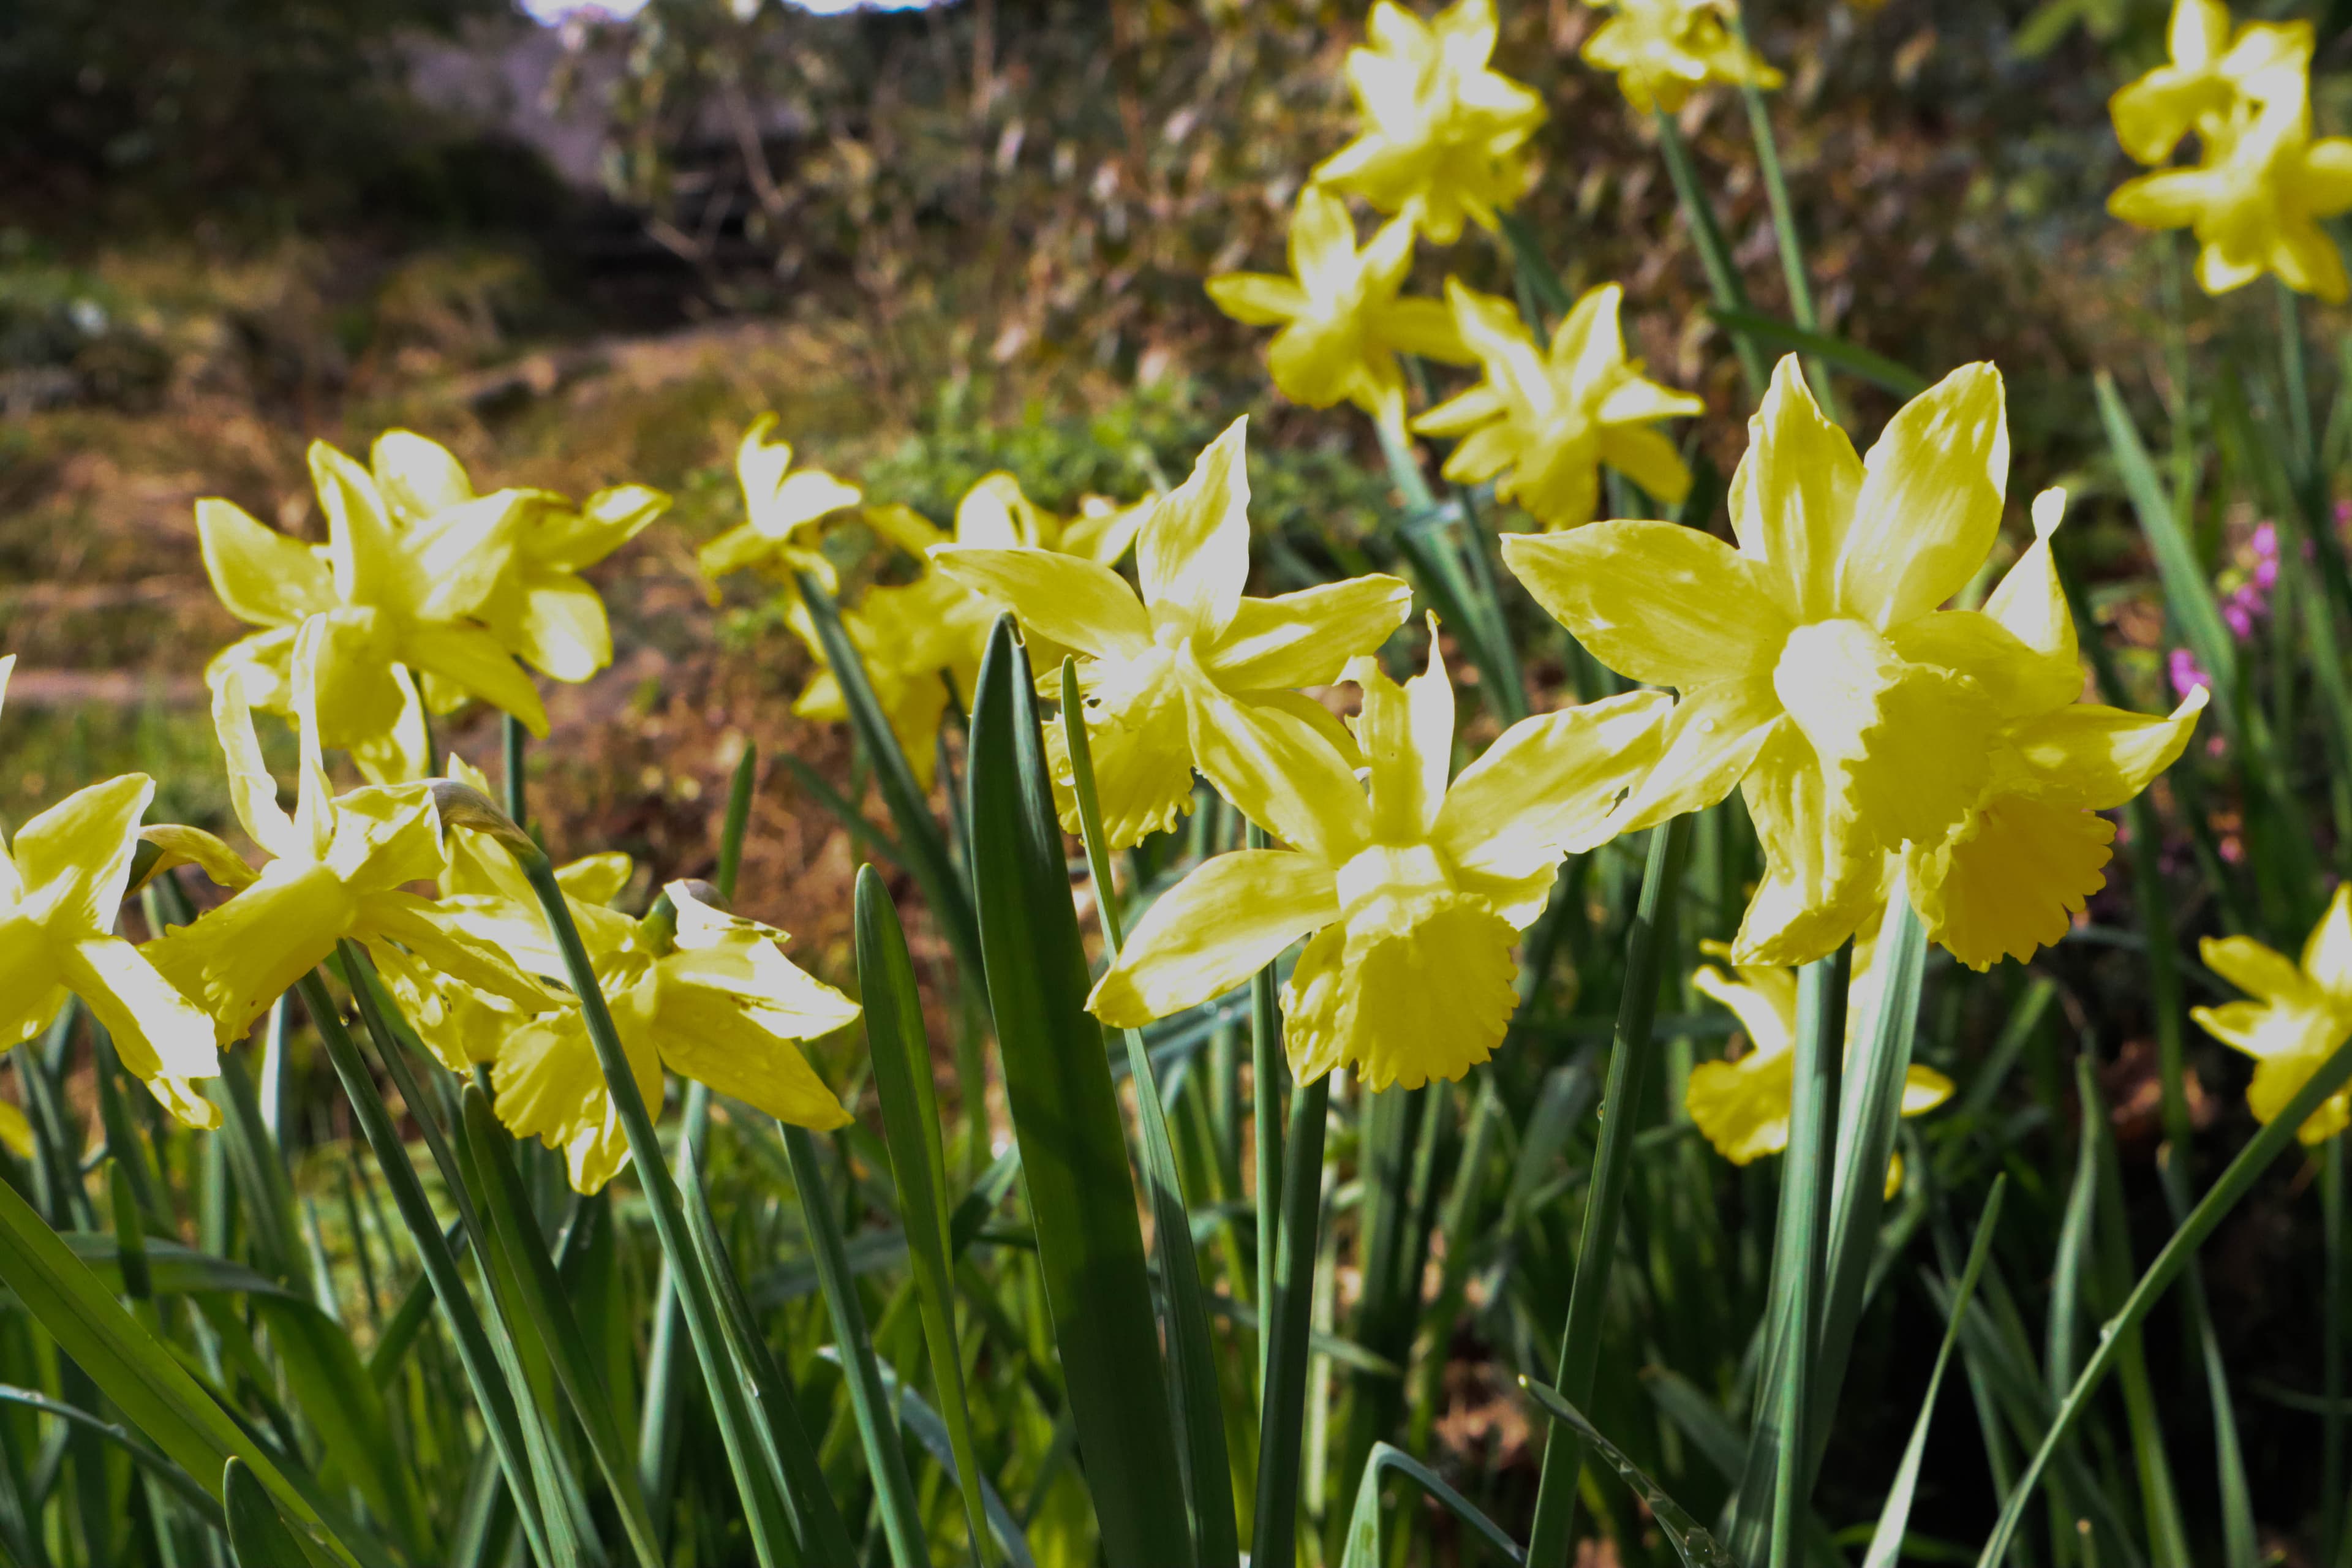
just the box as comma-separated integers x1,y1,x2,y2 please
1523,814,1692,1568
1973,1030,2352,1567
1250,1072,1330,1568
1653,111,1767,399
1251,822,1285,1401
294,969,556,1568
501,714,528,831
2280,277,2315,478
1728,14,1838,424
1769,943,1849,1568
2328,1136,2347,1568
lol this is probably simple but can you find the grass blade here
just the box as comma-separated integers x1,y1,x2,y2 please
1705,307,1929,398
850,1350,1040,1568
1521,1379,1735,1568
1975,1029,2352,1567
1060,655,1238,1568
780,1124,930,1568
1338,1441,1525,1568
858,865,996,1564
461,1086,663,1568
1525,814,1692,1568
965,614,1193,1567
1862,1177,2009,1568
2154,1147,2258,1568
1251,1075,1331,1568
0,1386,223,1535
224,1456,328,1568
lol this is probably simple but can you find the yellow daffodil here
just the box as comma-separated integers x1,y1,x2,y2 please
790,473,1139,787
2192,883,2352,1144
0,657,221,1128
143,628,552,1050
1091,632,1668,1088
442,873,858,1193
1311,0,1548,245
696,415,864,588
2109,0,2312,167
1581,0,1784,116
1687,930,1951,1189
1414,280,1703,530
1205,186,1469,432
370,431,668,685
199,439,549,782
2109,91,2352,303
1506,357,2203,968
932,419,1413,846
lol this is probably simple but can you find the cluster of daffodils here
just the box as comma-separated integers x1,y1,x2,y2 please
1204,0,1732,530
2108,0,2352,301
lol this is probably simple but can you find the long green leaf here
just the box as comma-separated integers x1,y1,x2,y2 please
1706,307,1929,397
1862,1177,2008,1568
2155,1148,2258,1568
798,571,982,976
857,866,997,1565
1338,1441,1525,1568
1525,815,1691,1567
224,1457,330,1568
0,1385,223,1534
1521,1379,1735,1568
1975,1029,2352,1566
846,1350,1040,1568
461,1087,663,1568
1251,1074,1330,1568
780,1124,930,1567
1061,656,1237,1568
0,1159,358,1566
965,614,1193,1567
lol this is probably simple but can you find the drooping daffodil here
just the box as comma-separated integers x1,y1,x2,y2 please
198,439,550,782
2191,883,2352,1144
1414,280,1703,530
1687,927,1951,1190
1091,631,1668,1088
1311,0,1548,245
441,871,859,1194
143,627,554,1049
1506,356,2203,969
932,418,1413,846
370,431,668,686
1205,186,1470,433
2109,0,2313,167
0,656,222,1128
1580,0,1784,116
695,415,864,589
2109,88,2352,303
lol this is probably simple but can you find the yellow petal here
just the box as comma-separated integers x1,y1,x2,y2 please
928,548,1152,660
209,673,302,861
1999,688,2207,810
1902,1063,1955,1116
402,622,548,736
1838,363,2008,629
2252,1049,2352,1143
1692,962,1797,1061
363,895,553,1013
1599,426,1694,511
1352,634,1452,842
370,431,475,518
556,852,636,907
1090,851,1337,1028
1616,684,1785,832
1050,660,1199,849
1983,489,2076,666
650,979,853,1129
1295,893,1520,1091
1887,609,2079,720
509,576,612,682
0,920,66,1052
1686,1050,1796,1164
60,936,220,1082
137,826,257,892
1206,272,1310,327
0,1101,31,1159
1203,576,1412,689
195,499,333,628
2302,882,2352,1001
1436,688,1671,921
1729,356,1863,622
1733,724,1891,967
1905,796,2114,971
2201,935,2310,1007
1503,520,1789,691
146,863,358,1044
1373,296,1472,364
1185,682,1370,865
1138,418,1252,641
11,773,153,932
538,485,668,572
310,442,404,608
492,1005,662,1195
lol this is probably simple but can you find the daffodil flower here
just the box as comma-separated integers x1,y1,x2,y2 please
143,628,552,1049
1507,356,2202,968
1311,0,1547,245
2109,92,2352,303
696,415,864,587
0,656,222,1128
443,875,858,1193
1090,632,1668,1088
932,419,1414,846
199,439,548,782
371,431,668,685
2110,0,2312,167
1581,0,1784,116
1414,280,1703,530
1205,186,1469,432
1687,931,1950,1191
2192,884,2352,1144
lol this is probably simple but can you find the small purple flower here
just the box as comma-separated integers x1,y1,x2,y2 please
2169,647,2210,699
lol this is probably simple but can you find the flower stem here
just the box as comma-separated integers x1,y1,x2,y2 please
1523,813,1692,1568
1653,111,1768,400
2326,1134,2347,1568
1250,821,1285,1400
1728,10,1837,423
501,712,528,829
